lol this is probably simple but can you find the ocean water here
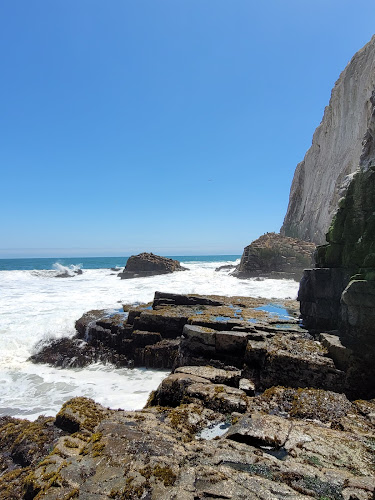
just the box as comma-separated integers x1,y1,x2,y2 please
0,256,299,420
0,255,239,271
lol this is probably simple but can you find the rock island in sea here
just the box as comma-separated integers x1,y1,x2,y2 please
118,252,187,279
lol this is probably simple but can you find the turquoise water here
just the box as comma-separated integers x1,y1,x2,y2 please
254,303,293,320
0,255,241,271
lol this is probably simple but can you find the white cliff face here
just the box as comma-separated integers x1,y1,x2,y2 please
281,35,375,244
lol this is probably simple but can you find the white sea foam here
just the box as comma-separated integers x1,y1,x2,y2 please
0,260,299,419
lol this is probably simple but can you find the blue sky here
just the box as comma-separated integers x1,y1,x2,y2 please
1,1,375,258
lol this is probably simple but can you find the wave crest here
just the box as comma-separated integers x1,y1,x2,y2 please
52,262,83,277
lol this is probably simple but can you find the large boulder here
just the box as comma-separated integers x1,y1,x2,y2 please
233,232,315,280
118,252,186,279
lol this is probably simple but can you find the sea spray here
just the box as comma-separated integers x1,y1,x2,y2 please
52,262,83,277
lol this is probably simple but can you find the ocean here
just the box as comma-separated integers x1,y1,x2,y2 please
0,255,300,420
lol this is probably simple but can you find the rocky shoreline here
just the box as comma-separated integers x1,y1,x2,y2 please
1,291,374,499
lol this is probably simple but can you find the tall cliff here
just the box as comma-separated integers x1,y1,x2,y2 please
281,35,375,244
298,86,375,398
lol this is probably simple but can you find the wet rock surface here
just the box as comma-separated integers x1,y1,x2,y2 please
118,252,186,279
30,291,370,399
55,268,83,278
30,292,301,372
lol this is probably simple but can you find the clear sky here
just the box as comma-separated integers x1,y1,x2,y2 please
1,1,375,258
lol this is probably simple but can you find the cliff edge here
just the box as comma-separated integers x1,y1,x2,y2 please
281,35,375,244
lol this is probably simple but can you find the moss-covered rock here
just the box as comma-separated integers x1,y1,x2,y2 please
318,167,375,270
55,397,110,433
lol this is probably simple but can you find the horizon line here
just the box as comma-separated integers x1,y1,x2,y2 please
0,252,242,260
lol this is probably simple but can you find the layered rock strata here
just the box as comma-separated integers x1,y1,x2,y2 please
32,290,369,398
30,292,301,372
281,35,375,244
233,232,315,280
118,252,186,279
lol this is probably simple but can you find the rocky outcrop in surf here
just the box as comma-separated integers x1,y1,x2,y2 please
53,263,83,278
118,252,186,279
233,233,315,280
30,292,300,372
281,35,375,244
31,290,373,399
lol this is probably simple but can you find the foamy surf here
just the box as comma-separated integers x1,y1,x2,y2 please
0,259,299,419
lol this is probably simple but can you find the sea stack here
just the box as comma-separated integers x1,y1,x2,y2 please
281,35,375,244
118,252,186,279
233,232,315,280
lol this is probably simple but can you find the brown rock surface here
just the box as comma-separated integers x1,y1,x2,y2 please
2,391,374,499
234,232,315,280
30,292,300,373
118,252,186,279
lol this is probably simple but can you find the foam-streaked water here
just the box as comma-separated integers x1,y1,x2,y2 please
0,257,299,420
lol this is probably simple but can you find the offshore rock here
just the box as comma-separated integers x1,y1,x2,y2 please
118,252,186,279
281,35,375,244
233,232,315,280
55,268,83,278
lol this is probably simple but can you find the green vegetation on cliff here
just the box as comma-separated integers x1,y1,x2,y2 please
317,166,375,276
